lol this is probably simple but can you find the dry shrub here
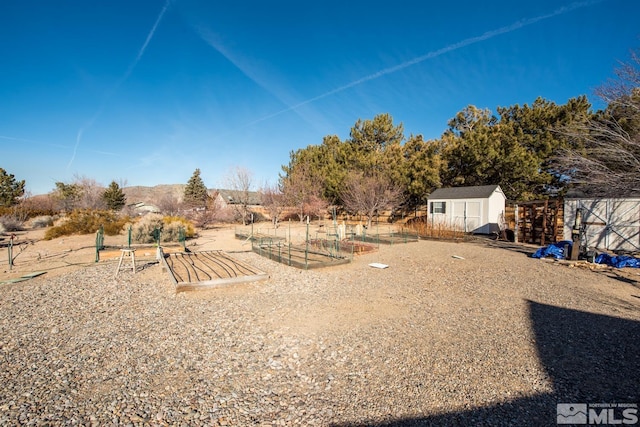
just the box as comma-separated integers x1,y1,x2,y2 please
405,216,466,240
30,215,54,229
44,209,130,240
163,216,195,240
214,207,239,224
0,200,57,221
0,216,24,232
185,209,217,229
129,214,195,244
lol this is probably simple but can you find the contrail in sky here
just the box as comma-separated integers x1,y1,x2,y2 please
1,133,119,155
247,0,604,127
121,0,171,84
0,135,42,144
67,0,171,170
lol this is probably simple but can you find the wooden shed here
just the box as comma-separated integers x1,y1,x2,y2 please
427,185,506,234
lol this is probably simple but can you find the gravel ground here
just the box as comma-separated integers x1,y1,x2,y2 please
1,238,639,426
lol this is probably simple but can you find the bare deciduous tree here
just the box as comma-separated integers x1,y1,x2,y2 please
187,191,222,229
53,175,106,211
281,160,325,222
75,175,106,210
340,171,404,228
224,166,254,225
157,193,181,216
555,49,640,196
303,194,328,222
260,183,285,228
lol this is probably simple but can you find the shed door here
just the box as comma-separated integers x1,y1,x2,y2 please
453,202,466,231
466,202,481,232
452,201,482,232
577,200,640,251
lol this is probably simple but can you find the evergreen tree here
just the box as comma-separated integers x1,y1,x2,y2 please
102,181,126,211
439,100,592,200
347,113,405,173
0,168,25,207
281,114,407,208
402,135,442,207
54,181,82,212
183,168,208,208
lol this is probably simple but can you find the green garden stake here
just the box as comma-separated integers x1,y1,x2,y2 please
179,226,186,251
154,228,161,247
128,225,132,248
95,229,101,262
8,235,14,271
94,225,104,263
100,225,105,249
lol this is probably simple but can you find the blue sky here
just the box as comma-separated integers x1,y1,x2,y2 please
1,0,639,195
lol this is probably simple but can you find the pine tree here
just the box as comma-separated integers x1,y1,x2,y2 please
183,169,209,208
102,181,126,211
0,168,25,207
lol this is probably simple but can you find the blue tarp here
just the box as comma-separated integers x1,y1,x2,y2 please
594,253,640,268
532,241,640,268
531,241,572,260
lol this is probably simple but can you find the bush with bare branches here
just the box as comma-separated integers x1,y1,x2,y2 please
340,171,404,228
554,49,640,196
260,184,286,227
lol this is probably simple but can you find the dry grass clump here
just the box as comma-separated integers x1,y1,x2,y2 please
30,215,54,229
405,216,466,240
0,216,24,232
128,214,195,244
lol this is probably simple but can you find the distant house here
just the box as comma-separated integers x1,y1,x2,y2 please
427,185,507,234
216,189,262,209
128,201,160,215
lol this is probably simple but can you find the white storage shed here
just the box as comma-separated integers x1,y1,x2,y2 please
427,185,507,234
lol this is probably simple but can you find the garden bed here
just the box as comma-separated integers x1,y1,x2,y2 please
251,240,352,269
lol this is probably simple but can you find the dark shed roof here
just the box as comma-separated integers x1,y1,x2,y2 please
428,185,502,200
217,189,262,205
